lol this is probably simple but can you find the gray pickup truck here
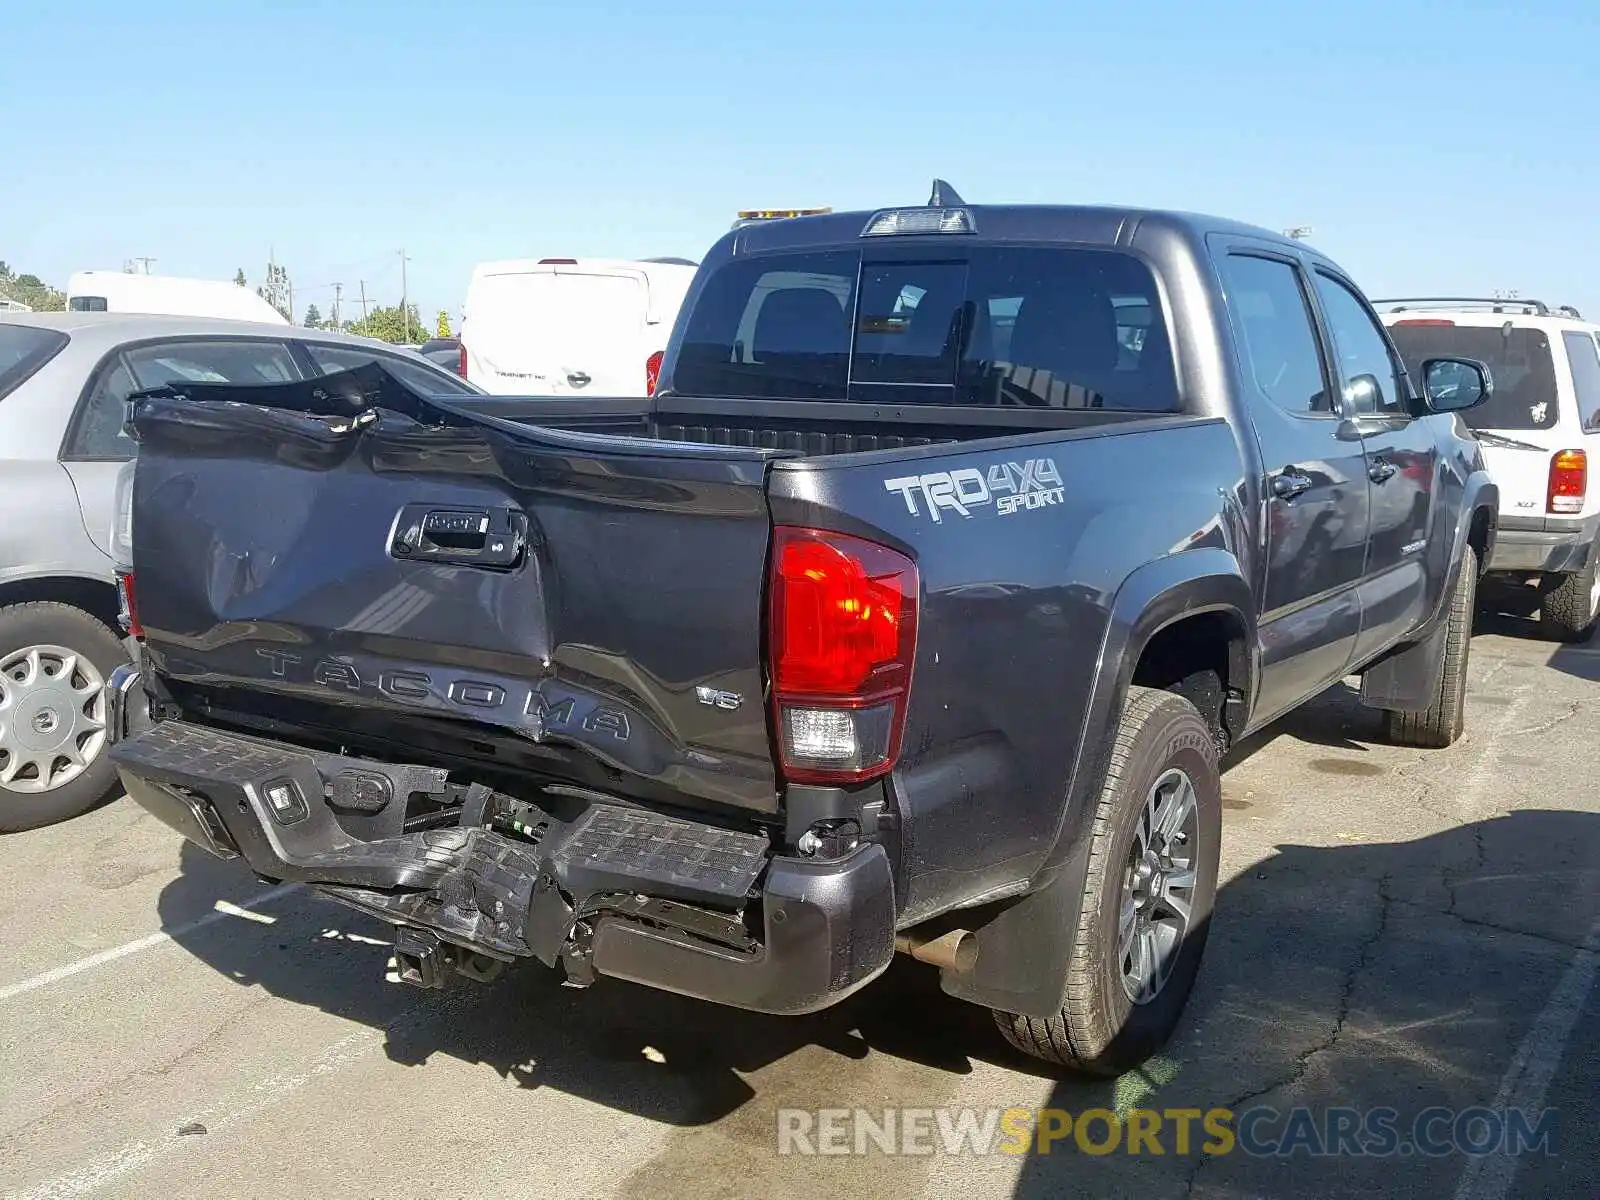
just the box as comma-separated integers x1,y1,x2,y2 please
108,187,1497,1074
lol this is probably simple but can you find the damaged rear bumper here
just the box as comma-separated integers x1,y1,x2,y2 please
109,719,895,1015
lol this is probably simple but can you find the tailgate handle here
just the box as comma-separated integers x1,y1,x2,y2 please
391,504,528,568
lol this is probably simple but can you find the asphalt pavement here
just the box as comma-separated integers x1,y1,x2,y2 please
1,595,1596,1200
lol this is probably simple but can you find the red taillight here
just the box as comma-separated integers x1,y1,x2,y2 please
538,258,578,266
646,350,664,396
1548,449,1587,515
116,570,142,639
1393,318,1456,326
767,527,918,784
457,341,468,378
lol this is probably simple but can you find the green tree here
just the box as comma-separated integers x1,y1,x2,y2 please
303,303,323,329
233,268,247,288
435,310,452,338
345,303,426,345
0,267,65,312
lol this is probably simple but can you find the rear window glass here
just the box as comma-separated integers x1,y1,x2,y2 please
68,296,108,312
0,324,69,400
1561,332,1600,433
672,247,1179,411
305,342,477,395
1386,322,1558,430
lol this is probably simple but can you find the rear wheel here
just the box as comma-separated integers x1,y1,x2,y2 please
1384,545,1476,748
992,687,1221,1075
1538,547,1600,643
0,603,129,833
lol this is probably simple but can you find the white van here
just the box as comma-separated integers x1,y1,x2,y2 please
1381,297,1600,641
66,271,290,325
459,257,696,396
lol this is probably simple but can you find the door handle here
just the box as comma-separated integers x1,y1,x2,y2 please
1272,471,1314,500
1368,457,1397,483
566,371,591,388
390,504,528,568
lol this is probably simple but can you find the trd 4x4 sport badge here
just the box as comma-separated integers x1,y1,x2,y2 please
883,458,1065,523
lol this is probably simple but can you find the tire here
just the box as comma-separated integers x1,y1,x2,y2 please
992,686,1221,1076
0,602,130,834
1383,544,1477,749
1538,548,1600,644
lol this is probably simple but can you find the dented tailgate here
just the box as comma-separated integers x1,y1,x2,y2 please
127,366,786,813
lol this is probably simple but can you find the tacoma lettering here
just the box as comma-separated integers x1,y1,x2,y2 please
247,654,631,743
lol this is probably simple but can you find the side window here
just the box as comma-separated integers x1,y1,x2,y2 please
1218,254,1332,416
72,359,139,459
1561,332,1600,432
1311,272,1408,417
67,339,301,459
305,343,476,395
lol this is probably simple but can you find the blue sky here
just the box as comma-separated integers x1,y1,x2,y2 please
5,0,1597,325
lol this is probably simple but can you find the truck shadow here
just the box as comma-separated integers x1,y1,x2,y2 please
154,807,1599,1199
1010,807,1600,1200
156,838,1048,1128
1223,680,1382,767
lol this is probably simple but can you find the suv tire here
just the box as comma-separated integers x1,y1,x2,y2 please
1538,549,1600,644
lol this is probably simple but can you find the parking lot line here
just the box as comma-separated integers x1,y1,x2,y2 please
0,883,299,1006
1452,915,1600,1200
6,1028,381,1200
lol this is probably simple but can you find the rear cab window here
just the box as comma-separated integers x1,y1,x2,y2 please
0,324,70,400
304,342,477,395
671,246,1179,412
1386,320,1559,431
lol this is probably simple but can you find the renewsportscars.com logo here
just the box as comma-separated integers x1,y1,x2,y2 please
884,458,1065,523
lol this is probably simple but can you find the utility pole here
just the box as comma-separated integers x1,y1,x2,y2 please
123,257,156,274
359,280,369,323
399,249,411,343
1283,226,1314,241
332,282,343,330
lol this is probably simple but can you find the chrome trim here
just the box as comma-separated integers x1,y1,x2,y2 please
106,664,152,745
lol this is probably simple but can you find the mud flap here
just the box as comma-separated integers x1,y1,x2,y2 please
1359,617,1449,712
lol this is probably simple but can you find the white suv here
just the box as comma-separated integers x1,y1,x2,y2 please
1382,298,1600,641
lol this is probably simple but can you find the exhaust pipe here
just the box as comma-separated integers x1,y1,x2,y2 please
895,928,977,972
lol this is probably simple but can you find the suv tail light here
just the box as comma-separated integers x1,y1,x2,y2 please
646,350,664,396
457,341,468,378
116,570,142,639
767,527,918,784
1548,449,1587,514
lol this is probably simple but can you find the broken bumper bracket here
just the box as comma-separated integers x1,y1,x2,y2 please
111,719,895,1015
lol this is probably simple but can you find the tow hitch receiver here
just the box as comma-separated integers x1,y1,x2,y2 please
394,927,447,989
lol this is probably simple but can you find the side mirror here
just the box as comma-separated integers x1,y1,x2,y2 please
1421,357,1493,413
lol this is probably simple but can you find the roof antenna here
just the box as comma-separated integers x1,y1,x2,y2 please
928,179,965,206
